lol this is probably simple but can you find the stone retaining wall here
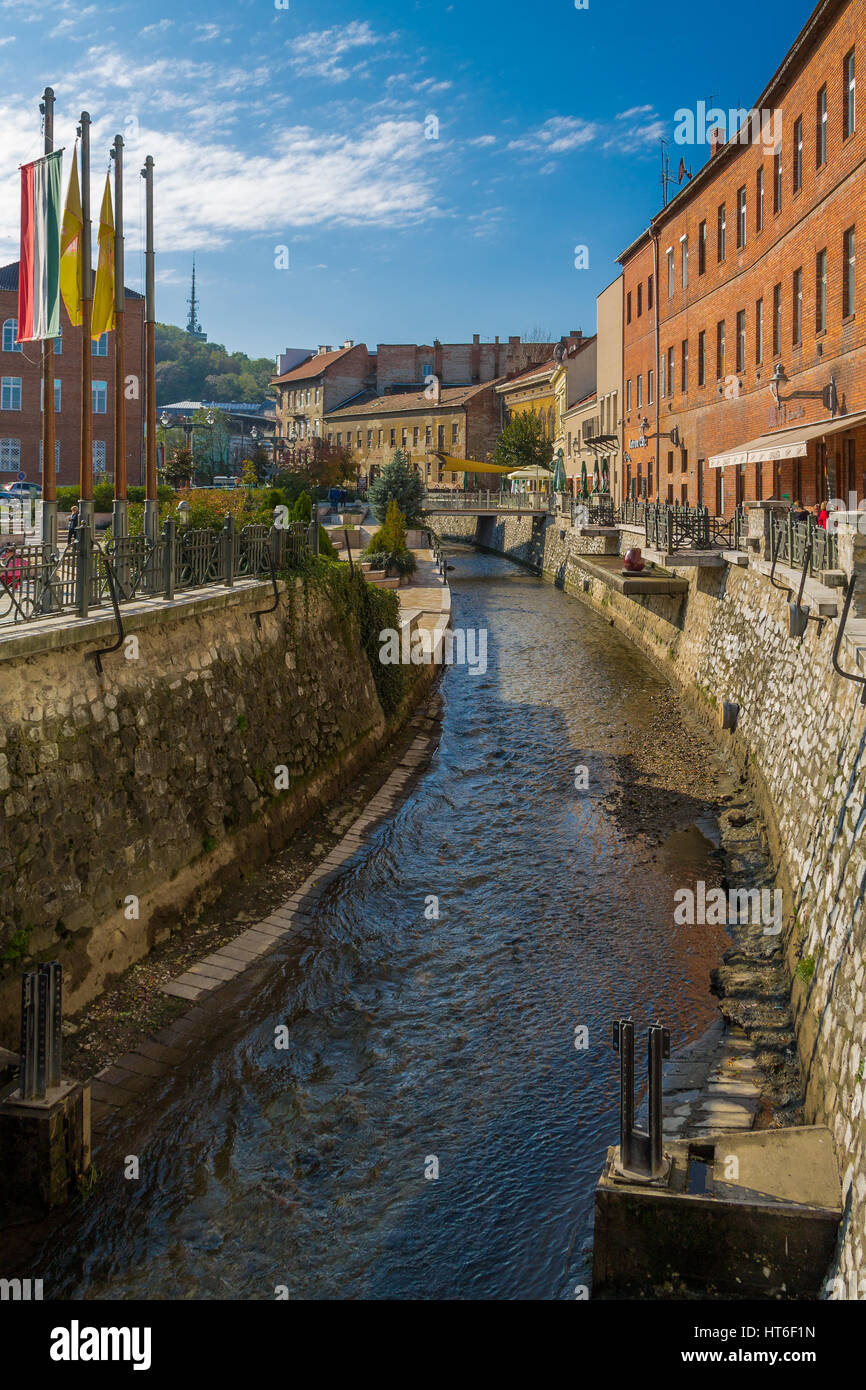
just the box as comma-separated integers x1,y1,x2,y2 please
0,578,431,1034
438,508,866,1292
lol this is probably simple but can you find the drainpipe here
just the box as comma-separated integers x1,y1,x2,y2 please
652,229,660,500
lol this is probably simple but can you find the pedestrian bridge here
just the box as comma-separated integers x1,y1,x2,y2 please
421,490,550,517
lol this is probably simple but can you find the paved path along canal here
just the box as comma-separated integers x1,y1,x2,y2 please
34,547,740,1299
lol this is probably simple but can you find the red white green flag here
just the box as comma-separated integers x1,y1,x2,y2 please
18,149,63,341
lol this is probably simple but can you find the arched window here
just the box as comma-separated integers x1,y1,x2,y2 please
2,320,22,353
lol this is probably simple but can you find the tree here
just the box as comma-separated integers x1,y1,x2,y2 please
492,412,553,474
164,445,195,489
368,448,425,525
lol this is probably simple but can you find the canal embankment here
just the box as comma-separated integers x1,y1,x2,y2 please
436,506,866,1290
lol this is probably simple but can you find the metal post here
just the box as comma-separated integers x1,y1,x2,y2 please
162,517,175,600
46,961,62,1089
648,1021,670,1173
20,972,37,1100
613,1017,670,1180
613,1018,636,1172
111,133,128,549
141,155,158,546
222,513,235,586
40,87,58,551
75,521,91,618
78,112,94,528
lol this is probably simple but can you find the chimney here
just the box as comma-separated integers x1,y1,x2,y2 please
471,333,481,383
710,129,723,157
343,338,354,349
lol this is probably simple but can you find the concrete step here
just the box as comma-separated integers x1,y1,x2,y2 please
366,575,401,589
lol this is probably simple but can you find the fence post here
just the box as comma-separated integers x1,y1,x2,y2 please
222,513,235,587
269,522,283,570
162,517,175,600
74,522,91,619
308,514,319,557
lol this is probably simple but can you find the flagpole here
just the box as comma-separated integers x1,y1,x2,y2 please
40,87,57,548
110,133,127,541
77,111,93,527
141,154,157,545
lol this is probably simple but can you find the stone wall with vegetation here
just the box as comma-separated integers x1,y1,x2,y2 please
440,508,866,1293
0,571,423,1033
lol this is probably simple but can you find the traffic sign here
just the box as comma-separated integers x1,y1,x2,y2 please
17,471,25,480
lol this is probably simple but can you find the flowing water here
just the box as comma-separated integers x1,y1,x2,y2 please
30,548,734,1300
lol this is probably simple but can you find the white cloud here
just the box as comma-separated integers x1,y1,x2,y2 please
287,20,387,84
140,19,173,36
616,104,655,121
194,23,222,44
469,134,496,147
508,116,597,156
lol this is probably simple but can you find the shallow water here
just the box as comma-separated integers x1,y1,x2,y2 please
31,548,732,1300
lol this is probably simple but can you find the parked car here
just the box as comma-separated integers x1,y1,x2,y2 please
1,481,42,499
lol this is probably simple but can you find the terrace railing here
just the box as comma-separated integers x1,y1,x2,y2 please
0,513,310,629
769,511,838,577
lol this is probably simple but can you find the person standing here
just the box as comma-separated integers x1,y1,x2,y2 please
66,504,80,546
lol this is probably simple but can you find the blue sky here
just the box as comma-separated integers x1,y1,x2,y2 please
0,0,817,359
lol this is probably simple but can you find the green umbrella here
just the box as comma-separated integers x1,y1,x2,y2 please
552,449,568,493
580,460,588,498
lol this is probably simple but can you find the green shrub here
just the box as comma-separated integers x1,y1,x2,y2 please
318,525,337,558
293,492,313,525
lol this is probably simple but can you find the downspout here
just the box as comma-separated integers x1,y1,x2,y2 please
652,228,660,500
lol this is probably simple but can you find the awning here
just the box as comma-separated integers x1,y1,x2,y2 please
708,410,866,469
431,452,512,475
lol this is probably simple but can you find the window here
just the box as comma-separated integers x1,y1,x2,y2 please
698,220,707,275
736,187,747,248
681,235,689,288
356,430,362,447
637,374,642,408
2,320,22,353
843,227,856,318
681,339,689,392
437,425,445,448
647,275,654,310
425,425,432,445
54,329,62,354
40,378,61,412
736,310,746,372
93,380,107,413
793,116,803,193
667,346,674,395
697,330,706,386
717,204,726,261
389,428,396,446
637,283,643,317
451,422,459,444
378,429,384,446
666,247,674,297
1,377,21,410
843,48,856,140
647,369,654,404
793,268,803,345
413,426,419,445
682,448,688,476
773,148,782,212
756,298,764,363
667,450,674,474
716,321,725,378
421,361,433,378
366,429,373,447
336,432,342,446
93,441,107,476
626,379,632,412
817,86,827,166
92,332,108,357
773,284,782,355
660,353,666,398
626,290,632,324
0,438,20,471
401,428,408,447
816,249,828,333
756,167,764,232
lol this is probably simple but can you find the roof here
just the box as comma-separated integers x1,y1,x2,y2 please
271,345,357,384
326,380,499,419
496,357,559,391
0,261,143,298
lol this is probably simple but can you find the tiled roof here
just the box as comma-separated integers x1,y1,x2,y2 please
272,346,356,384
326,380,498,419
0,261,143,298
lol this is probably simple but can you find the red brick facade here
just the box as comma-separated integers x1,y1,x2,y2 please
0,265,144,489
619,0,864,515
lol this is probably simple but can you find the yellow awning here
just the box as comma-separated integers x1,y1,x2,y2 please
432,452,513,475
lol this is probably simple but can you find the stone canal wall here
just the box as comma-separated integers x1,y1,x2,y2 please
0,578,429,1033
437,508,866,1291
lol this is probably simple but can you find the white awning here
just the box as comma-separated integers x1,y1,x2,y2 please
708,410,866,469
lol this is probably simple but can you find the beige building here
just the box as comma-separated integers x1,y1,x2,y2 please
595,276,624,501
271,342,373,443
325,382,503,486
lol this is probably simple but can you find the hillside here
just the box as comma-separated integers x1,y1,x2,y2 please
155,323,276,406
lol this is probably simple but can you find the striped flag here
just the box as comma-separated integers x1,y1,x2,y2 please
18,149,63,341
59,146,83,327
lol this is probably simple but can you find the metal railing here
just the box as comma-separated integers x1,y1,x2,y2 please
769,511,838,577
617,497,646,527
642,502,746,553
0,513,311,628
422,490,550,513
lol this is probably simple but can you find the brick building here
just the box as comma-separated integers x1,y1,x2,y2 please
0,262,144,488
374,334,559,393
619,0,863,514
325,382,502,486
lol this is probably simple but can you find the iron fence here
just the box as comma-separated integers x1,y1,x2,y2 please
770,511,838,576
617,497,646,527
0,513,311,628
642,502,747,552
422,490,550,512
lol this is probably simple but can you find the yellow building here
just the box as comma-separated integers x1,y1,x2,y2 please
496,334,596,457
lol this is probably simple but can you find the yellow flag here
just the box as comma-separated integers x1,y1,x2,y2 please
91,172,115,339
59,147,82,327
